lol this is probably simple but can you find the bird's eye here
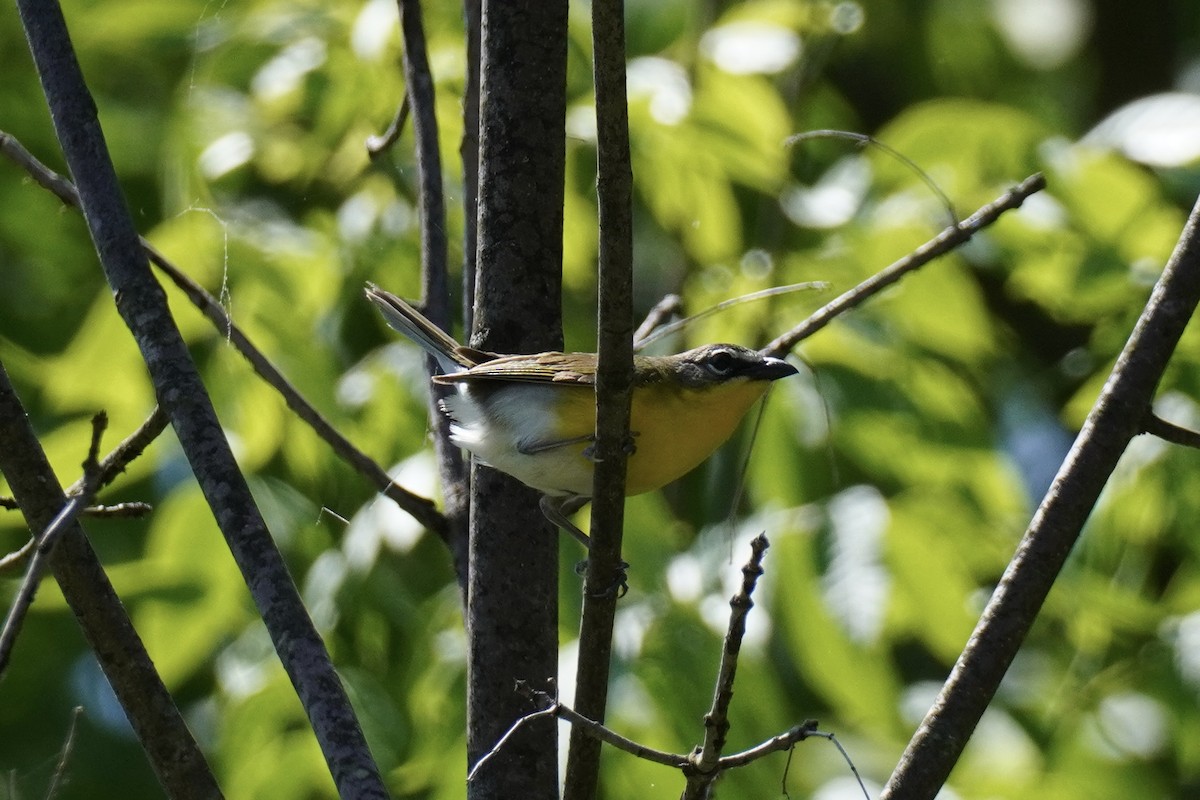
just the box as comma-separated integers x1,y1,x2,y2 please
707,349,737,376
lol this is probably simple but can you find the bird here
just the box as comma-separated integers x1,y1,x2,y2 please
365,283,797,547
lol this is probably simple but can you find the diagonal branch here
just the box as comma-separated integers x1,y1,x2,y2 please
0,129,449,542
762,173,1047,358
15,2,388,796
0,363,221,798
882,192,1200,798
517,682,689,769
718,722,819,770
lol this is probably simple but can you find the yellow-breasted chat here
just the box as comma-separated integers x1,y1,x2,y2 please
366,284,797,545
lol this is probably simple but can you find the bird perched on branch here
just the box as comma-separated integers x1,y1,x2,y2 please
366,284,797,546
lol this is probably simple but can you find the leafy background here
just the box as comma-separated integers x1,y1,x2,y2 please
3,0,1200,798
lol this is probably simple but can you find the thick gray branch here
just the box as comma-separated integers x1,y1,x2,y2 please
14,3,387,796
883,194,1200,798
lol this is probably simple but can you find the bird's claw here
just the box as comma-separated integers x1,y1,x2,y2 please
574,559,630,599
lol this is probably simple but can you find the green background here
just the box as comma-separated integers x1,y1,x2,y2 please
3,1,1200,797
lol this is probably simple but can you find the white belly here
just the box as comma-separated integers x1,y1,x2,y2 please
441,385,595,497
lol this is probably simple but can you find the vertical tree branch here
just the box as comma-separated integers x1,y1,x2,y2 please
460,0,481,336
562,0,634,795
0,364,221,799
466,2,568,798
882,194,1200,798
14,4,387,797
395,0,470,586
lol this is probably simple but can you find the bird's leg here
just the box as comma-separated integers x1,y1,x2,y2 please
518,434,594,456
539,494,591,548
540,495,629,596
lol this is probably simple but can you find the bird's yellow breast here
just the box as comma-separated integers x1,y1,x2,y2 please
625,378,769,494
546,377,770,496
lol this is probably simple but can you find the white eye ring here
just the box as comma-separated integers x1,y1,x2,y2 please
707,349,737,376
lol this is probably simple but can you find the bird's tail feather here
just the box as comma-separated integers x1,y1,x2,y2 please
365,284,470,374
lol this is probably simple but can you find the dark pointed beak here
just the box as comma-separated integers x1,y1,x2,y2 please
750,355,798,381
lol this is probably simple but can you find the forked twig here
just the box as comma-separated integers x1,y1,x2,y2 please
0,413,109,677
491,682,824,776
1,406,167,572
682,533,769,799
474,537,837,796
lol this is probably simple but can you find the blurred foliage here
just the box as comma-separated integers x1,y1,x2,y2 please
3,0,1200,798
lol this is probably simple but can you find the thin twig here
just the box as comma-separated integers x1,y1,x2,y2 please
763,173,1047,359
510,681,828,776
698,534,770,763
467,701,562,783
5,497,152,517
0,412,108,678
391,0,468,583
717,721,818,769
805,731,870,800
0,538,36,573
73,406,169,494
517,682,688,769
632,293,683,346
45,706,84,800
778,730,869,800
1,501,154,569
781,740,797,799
366,93,410,156
460,0,481,335
637,283,827,350
788,129,959,227
682,534,771,799
1,408,166,572
1142,412,1200,449
0,128,449,542
80,502,153,518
